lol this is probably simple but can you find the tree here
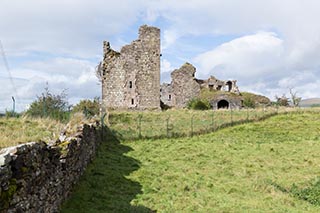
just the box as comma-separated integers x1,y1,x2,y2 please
275,94,290,107
72,98,100,116
289,88,302,107
26,84,70,119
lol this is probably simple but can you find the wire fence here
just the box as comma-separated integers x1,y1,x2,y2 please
2,105,307,142
108,107,285,140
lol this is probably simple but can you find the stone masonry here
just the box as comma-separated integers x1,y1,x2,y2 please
0,121,103,212
97,25,161,111
160,62,241,109
170,63,201,108
97,25,242,110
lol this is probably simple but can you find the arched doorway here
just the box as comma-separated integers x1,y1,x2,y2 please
217,99,229,109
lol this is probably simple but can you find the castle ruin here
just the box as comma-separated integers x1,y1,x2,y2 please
160,63,242,109
97,25,243,111
97,25,161,110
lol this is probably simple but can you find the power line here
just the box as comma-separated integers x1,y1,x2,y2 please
0,40,19,100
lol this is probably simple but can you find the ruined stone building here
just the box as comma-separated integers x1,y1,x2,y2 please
160,63,243,109
97,25,242,111
97,25,161,110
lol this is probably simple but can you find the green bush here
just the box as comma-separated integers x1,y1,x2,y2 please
26,84,70,121
243,96,256,108
187,98,211,110
72,98,100,116
5,110,19,118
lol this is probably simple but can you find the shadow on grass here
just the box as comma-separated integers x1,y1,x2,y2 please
61,127,155,213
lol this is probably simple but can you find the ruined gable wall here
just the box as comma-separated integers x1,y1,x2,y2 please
101,25,160,110
101,42,125,109
171,63,201,108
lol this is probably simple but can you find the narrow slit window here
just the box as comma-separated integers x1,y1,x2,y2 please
168,94,171,101
129,81,133,88
131,99,134,105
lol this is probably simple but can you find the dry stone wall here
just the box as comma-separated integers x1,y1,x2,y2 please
0,122,102,213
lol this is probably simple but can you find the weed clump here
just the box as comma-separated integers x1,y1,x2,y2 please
187,98,211,110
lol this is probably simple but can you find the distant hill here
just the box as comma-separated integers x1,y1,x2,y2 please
299,98,320,107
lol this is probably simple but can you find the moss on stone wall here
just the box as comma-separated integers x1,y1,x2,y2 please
0,178,17,209
199,88,240,101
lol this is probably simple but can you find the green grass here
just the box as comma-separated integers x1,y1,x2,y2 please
108,108,280,140
0,116,64,148
62,110,320,212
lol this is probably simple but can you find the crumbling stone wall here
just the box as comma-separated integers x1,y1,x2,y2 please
160,83,174,107
171,63,201,108
198,76,240,94
160,62,242,109
0,122,102,212
210,94,243,110
99,25,161,111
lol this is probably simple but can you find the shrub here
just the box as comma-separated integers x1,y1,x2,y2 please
5,110,19,118
243,96,256,108
72,98,100,116
187,98,211,110
275,95,290,107
26,84,70,121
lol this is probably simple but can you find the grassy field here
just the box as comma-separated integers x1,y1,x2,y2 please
0,116,64,148
108,107,283,140
62,109,320,212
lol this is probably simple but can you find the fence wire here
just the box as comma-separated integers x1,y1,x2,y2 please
108,108,281,141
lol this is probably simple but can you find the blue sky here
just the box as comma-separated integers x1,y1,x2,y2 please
1,0,320,112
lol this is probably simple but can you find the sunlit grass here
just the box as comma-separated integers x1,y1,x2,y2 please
0,116,64,148
124,111,320,212
62,109,320,212
108,107,285,140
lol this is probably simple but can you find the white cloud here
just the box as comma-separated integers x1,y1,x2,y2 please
162,30,179,50
0,0,145,58
193,31,320,100
161,59,173,73
2,0,320,111
193,32,284,80
0,57,100,112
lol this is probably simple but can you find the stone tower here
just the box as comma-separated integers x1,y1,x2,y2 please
99,25,161,111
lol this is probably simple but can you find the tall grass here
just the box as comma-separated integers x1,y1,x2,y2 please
0,116,65,148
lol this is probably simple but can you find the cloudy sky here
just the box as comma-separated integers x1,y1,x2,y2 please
1,0,320,112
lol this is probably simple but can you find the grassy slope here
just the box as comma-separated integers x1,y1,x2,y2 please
108,108,278,140
62,111,320,212
0,117,64,148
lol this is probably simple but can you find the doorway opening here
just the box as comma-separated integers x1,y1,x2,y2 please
217,100,229,109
